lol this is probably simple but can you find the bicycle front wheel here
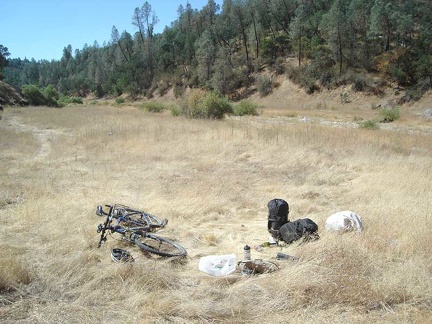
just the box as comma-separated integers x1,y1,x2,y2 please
134,233,187,257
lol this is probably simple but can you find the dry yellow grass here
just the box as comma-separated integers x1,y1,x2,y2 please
0,101,431,323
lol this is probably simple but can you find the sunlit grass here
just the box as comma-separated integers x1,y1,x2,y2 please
0,104,431,323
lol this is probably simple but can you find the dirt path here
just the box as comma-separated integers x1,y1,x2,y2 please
2,114,64,161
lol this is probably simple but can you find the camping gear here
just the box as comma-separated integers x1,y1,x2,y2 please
267,198,289,239
325,211,363,232
267,198,319,244
278,218,319,244
276,252,300,261
243,245,251,260
238,259,279,275
111,248,134,263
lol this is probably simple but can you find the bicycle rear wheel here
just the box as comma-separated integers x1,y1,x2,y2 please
134,233,187,257
117,208,167,229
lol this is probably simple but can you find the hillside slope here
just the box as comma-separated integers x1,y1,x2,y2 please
0,80,28,106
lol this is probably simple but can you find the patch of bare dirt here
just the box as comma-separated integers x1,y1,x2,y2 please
245,75,432,132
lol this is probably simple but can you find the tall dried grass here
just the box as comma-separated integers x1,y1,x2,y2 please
0,105,431,323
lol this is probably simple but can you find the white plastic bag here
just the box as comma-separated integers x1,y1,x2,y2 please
325,211,363,232
198,254,237,276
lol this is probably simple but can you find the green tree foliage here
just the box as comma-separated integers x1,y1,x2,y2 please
195,30,217,86
321,0,351,75
21,85,46,106
0,45,10,79
3,0,432,101
348,0,374,67
22,84,60,107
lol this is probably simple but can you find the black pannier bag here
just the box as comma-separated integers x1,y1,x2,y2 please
267,198,289,240
279,218,319,244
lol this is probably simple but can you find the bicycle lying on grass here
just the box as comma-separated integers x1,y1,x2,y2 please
95,203,187,258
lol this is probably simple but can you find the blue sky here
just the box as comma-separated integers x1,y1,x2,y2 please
2,0,223,61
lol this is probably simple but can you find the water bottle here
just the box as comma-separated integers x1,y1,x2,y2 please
243,245,251,261
276,252,299,261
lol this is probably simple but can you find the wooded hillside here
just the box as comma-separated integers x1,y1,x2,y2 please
2,0,432,102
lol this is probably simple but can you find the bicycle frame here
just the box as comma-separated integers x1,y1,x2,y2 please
96,203,169,246
98,204,167,228
95,203,187,258
97,204,146,247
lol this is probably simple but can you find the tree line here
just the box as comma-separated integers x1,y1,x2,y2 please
2,0,432,102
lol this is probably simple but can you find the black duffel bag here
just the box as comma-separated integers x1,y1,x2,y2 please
278,218,319,244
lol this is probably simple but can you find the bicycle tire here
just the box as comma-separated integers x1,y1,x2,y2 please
116,206,167,229
134,233,187,257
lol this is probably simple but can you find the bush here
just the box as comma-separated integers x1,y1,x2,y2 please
300,75,319,94
233,100,259,116
21,85,47,106
184,89,207,118
352,74,370,92
59,95,83,105
256,75,273,97
140,101,166,113
202,92,233,119
336,71,374,92
358,119,379,129
274,57,286,75
43,85,60,107
170,105,183,116
115,97,125,105
21,84,60,107
286,63,304,84
173,84,185,98
379,106,400,123
286,64,319,93
183,90,233,119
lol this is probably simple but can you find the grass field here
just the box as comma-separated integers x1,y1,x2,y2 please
0,102,431,323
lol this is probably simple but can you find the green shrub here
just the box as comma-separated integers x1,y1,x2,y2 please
358,119,379,129
170,105,183,116
183,89,207,119
115,97,125,105
140,101,166,113
59,95,83,105
21,85,47,106
274,57,286,75
233,100,259,116
69,97,83,104
379,106,400,123
256,75,273,97
183,90,233,119
352,74,370,92
202,92,233,119
43,85,60,107
22,84,61,107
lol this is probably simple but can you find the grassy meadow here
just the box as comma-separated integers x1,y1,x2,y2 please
0,102,431,323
